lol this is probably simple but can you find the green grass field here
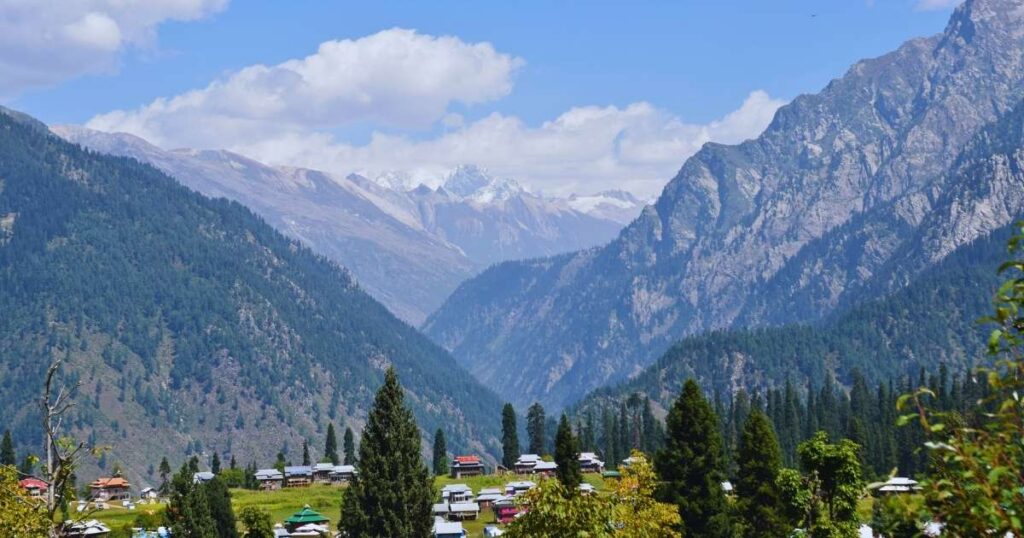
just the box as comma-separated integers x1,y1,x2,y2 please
90,473,611,536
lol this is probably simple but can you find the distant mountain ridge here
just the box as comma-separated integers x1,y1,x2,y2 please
51,127,644,324
0,109,504,486
424,0,1024,409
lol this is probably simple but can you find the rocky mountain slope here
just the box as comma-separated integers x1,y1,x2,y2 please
424,0,1024,409
578,220,1015,413
0,108,503,487
49,129,641,324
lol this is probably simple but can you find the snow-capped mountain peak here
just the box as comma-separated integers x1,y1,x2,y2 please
443,164,494,197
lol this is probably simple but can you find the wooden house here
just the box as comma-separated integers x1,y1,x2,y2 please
255,469,283,490
449,455,485,478
89,476,131,501
284,466,312,487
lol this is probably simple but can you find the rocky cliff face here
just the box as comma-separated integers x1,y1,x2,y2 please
424,0,1024,409
52,130,639,324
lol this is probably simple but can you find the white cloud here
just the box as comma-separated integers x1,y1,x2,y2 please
0,0,227,97
226,91,786,198
88,28,524,147
86,28,783,198
914,0,963,11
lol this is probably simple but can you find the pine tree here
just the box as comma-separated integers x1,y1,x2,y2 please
18,454,34,476
325,423,339,465
554,414,582,492
617,403,630,458
339,368,433,538
0,431,14,466
343,427,357,465
211,452,221,475
301,440,311,466
229,455,237,471
165,462,216,538
602,408,618,468
432,428,447,476
655,379,731,538
274,452,286,473
501,403,520,469
526,402,546,455
736,409,790,538
205,476,238,538
159,457,172,496
641,398,663,452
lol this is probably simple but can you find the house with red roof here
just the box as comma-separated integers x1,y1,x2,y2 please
19,477,48,499
449,455,485,478
89,476,130,501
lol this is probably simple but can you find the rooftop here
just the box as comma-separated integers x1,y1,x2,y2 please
90,477,129,488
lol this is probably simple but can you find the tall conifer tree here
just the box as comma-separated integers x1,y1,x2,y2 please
0,431,14,467
554,414,582,492
526,403,546,455
301,441,311,466
501,403,520,469
205,476,238,538
736,410,790,538
325,423,339,465
339,368,432,538
432,428,447,476
655,379,731,538
343,427,356,465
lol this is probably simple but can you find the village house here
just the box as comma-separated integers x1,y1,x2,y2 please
19,477,48,499
876,477,920,494
513,454,540,474
89,476,131,501
440,483,474,503
533,460,557,476
433,517,467,538
579,483,596,495
475,487,503,509
283,505,330,534
284,466,312,487
493,496,519,524
139,487,159,501
255,469,284,490
312,463,334,484
578,452,604,473
447,501,481,521
192,471,215,484
63,519,112,537
329,464,357,483
504,480,535,497
432,502,450,519
449,455,485,478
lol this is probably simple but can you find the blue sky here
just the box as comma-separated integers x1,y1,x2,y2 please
3,0,958,196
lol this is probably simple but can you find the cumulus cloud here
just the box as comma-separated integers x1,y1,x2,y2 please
87,28,783,197
88,28,524,146
0,0,228,97
227,91,785,198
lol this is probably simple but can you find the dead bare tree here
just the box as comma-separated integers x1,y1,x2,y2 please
40,357,89,538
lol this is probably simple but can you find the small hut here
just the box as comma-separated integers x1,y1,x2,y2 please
284,505,330,533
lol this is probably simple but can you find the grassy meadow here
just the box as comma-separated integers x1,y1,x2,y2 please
90,473,611,537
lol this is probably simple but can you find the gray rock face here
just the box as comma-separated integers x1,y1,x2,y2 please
50,128,639,324
424,0,1024,409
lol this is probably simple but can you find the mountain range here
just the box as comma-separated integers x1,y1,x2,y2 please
0,108,504,487
50,127,644,325
424,0,1024,409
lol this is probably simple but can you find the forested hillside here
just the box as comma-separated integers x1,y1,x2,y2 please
0,109,503,487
